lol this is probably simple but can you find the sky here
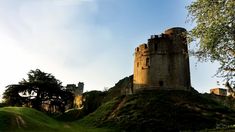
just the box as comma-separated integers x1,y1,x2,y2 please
0,0,224,101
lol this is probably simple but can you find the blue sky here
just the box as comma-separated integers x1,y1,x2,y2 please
0,0,223,100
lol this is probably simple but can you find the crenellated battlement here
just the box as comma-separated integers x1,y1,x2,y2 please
135,27,188,57
135,33,172,54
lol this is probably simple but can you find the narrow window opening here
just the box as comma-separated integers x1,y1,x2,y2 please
155,44,158,51
144,44,147,48
146,58,150,66
159,81,164,87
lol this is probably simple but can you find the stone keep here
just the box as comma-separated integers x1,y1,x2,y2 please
133,27,191,93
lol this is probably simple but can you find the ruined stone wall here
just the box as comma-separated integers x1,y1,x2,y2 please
66,82,84,108
210,88,227,96
133,27,191,93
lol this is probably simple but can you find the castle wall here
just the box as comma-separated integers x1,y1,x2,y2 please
133,27,191,93
210,88,227,96
66,82,84,108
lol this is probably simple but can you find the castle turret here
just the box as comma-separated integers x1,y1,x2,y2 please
133,27,191,93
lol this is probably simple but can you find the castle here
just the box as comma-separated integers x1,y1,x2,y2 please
66,82,84,108
133,27,191,93
66,82,84,96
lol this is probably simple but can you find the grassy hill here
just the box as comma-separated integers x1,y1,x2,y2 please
2,90,235,131
0,107,60,131
80,90,235,131
0,107,115,132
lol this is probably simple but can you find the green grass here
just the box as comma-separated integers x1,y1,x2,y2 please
2,90,235,131
77,96,124,131
0,107,117,132
0,107,59,131
81,90,235,131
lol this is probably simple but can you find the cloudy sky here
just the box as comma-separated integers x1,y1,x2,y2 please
0,0,223,100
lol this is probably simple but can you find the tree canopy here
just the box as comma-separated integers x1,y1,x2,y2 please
3,69,74,113
187,0,235,84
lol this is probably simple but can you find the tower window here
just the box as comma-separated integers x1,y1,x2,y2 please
155,44,158,51
146,58,150,66
159,81,164,87
144,44,147,48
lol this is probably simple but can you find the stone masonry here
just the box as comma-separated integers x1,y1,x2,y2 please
133,27,191,93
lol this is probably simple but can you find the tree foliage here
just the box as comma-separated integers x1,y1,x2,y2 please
187,0,235,83
3,69,74,113
82,90,106,115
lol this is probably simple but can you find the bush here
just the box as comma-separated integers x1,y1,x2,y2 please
0,103,7,108
56,108,85,121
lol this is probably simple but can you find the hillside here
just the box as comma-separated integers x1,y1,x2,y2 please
0,107,61,131
2,90,235,131
0,107,114,132
80,90,235,131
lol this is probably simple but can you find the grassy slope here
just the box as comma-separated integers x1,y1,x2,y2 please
3,90,235,132
81,90,235,132
0,107,59,131
0,107,115,132
78,96,124,128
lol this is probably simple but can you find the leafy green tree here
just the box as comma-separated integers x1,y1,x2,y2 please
3,69,74,113
187,0,235,84
82,90,106,115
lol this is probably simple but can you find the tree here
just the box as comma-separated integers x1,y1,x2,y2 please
187,0,235,85
3,85,25,106
3,69,74,113
82,90,106,115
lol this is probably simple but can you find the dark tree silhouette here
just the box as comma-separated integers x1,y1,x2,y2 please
3,69,74,113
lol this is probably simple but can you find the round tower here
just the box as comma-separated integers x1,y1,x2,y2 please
133,27,191,93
